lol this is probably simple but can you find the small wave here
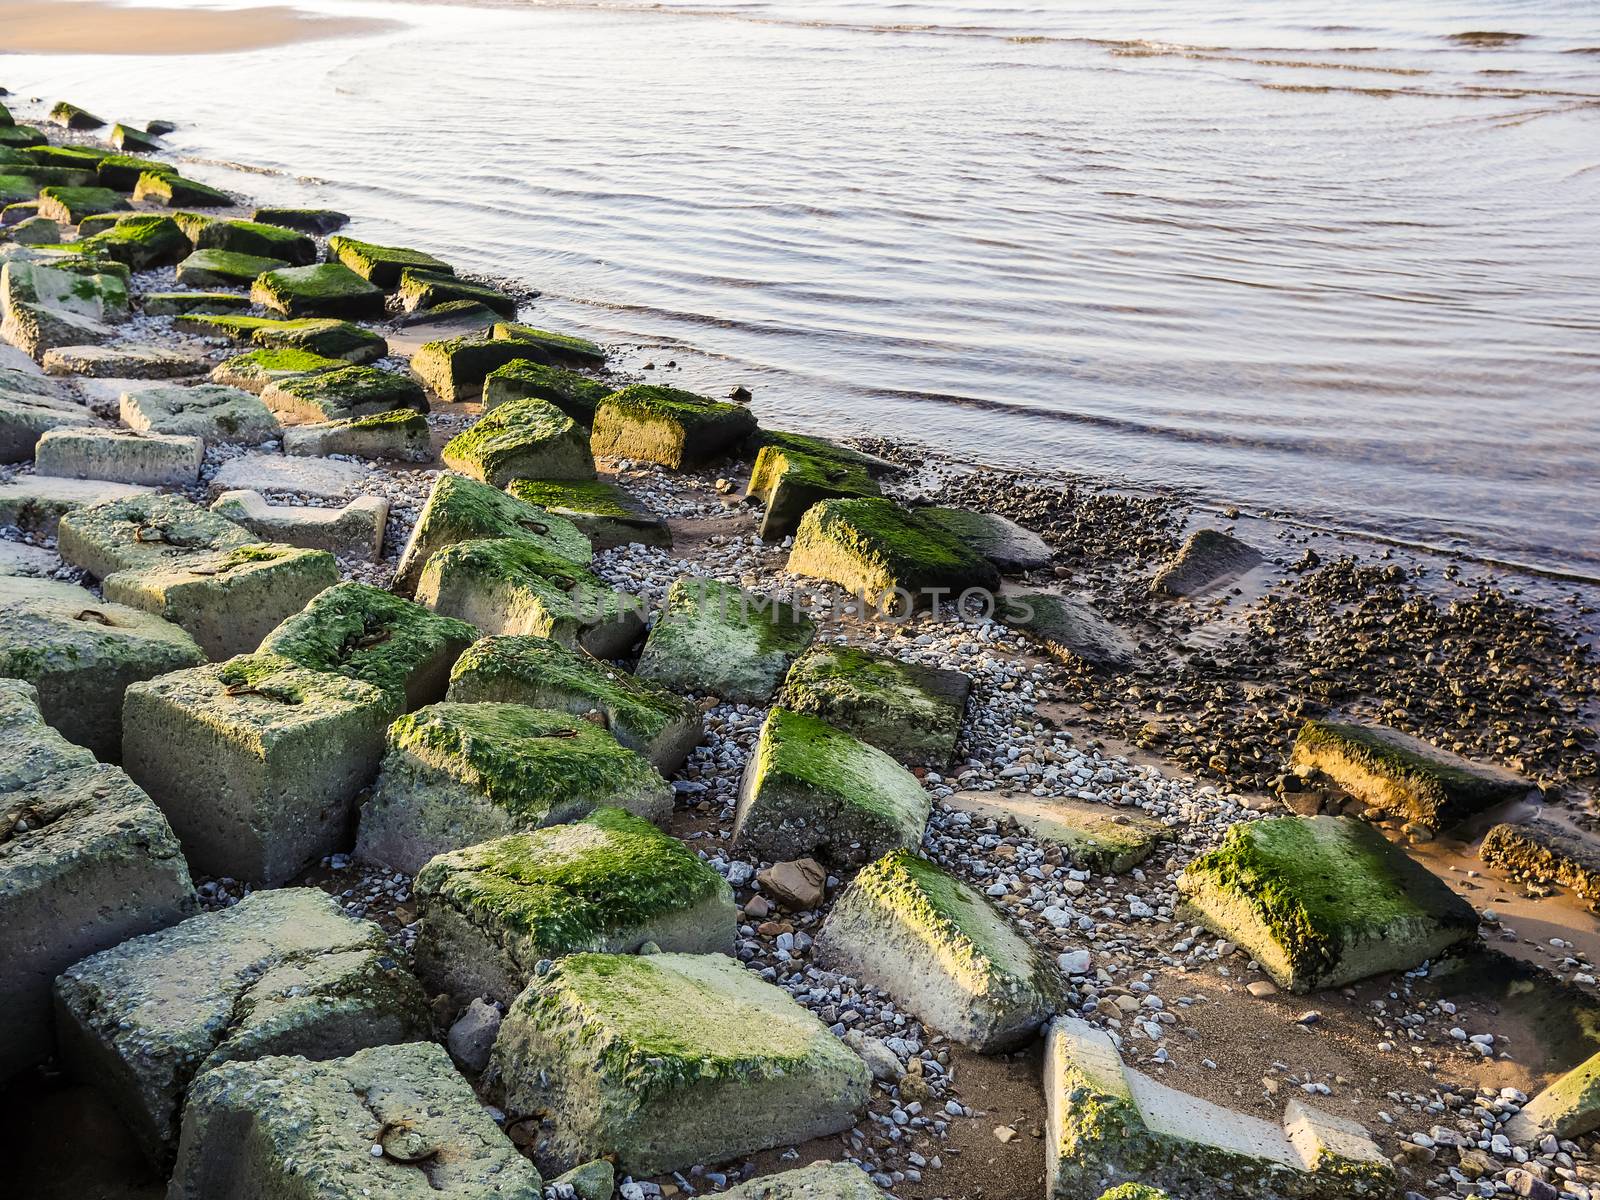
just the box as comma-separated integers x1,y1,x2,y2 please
1449,31,1531,46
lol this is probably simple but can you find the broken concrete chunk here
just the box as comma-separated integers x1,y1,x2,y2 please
399,267,518,317
139,291,250,317
1176,815,1478,993
56,888,429,1166
209,450,369,499
590,384,758,469
447,634,703,773
788,497,1001,613
252,262,385,320
1150,528,1263,597
0,370,89,460
191,218,316,266
183,313,388,363
0,259,127,357
169,1041,543,1200
118,383,279,444
735,707,932,866
282,408,430,460
1505,1047,1600,1143
50,101,106,131
1480,819,1600,910
442,396,595,486
781,643,969,767
56,492,254,580
746,442,880,540
920,506,1053,572
210,489,388,561
720,1163,881,1199
36,426,203,486
943,791,1165,873
1046,1016,1391,1199
42,343,207,379
393,471,592,594
37,184,123,224
411,332,551,403
123,659,392,883
1000,589,1141,669
328,234,452,288
251,207,350,236
255,580,474,713
0,475,152,538
492,322,606,369
1290,719,1530,830
636,576,814,705
132,171,232,207
260,364,427,423
173,247,287,288
0,575,204,758
0,679,194,1081
80,214,191,270
415,537,643,659
209,347,345,393
483,359,612,423
356,702,673,874
493,951,869,1177
414,806,736,1003
506,478,671,549
817,850,1057,1052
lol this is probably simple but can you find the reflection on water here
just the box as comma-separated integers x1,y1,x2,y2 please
6,0,1598,574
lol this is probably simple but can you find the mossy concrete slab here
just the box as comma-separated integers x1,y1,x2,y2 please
483,359,611,423
922,506,1052,572
95,155,175,192
36,426,204,486
393,471,593,594
251,206,349,235
781,643,968,767
355,702,673,874
1290,720,1530,831
328,235,452,288
0,475,152,538
253,262,385,319
1175,815,1479,993
37,185,123,225
399,267,517,316
735,707,931,866
506,478,671,549
636,576,814,705
0,575,204,759
944,791,1165,873
256,580,474,713
112,124,161,153
139,291,250,317
443,396,595,486
0,679,194,1081
0,371,88,461
56,492,255,580
169,1041,543,1200
182,314,388,363
492,321,605,368
118,383,279,444
260,364,427,424
788,497,1001,613
447,634,703,772
414,806,735,1003
1480,819,1600,911
192,218,316,266
0,259,126,357
80,214,191,270
41,343,207,379
416,537,643,658
174,247,288,288
411,331,572,403
123,659,392,883
209,346,345,393
817,850,1057,1052
55,888,428,1165
132,171,231,207
1150,528,1263,598
591,384,758,469
9,215,61,245
1044,1016,1392,1199
747,443,879,540
1505,1046,1600,1142
212,490,389,561
283,407,431,460
1001,589,1142,669
492,951,869,1176
209,451,370,499
50,102,105,131
720,1164,881,1199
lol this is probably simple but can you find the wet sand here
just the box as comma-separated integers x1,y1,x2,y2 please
0,1,394,55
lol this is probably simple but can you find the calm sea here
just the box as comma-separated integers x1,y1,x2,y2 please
7,0,1599,575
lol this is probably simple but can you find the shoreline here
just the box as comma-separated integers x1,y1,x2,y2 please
0,0,396,56
0,89,1598,1200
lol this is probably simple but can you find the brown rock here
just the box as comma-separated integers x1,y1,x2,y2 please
757,858,827,910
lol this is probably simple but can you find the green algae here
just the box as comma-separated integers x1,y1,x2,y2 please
483,360,612,423
591,384,758,469
492,322,605,368
133,172,231,207
328,234,451,287
442,396,594,486
252,263,384,319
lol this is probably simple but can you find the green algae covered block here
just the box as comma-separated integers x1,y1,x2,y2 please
55,888,428,1166
174,247,288,288
735,707,931,867
721,1165,881,1200
0,174,38,205
111,124,161,153
49,101,105,130
747,442,880,540
182,313,387,363
36,185,123,225
483,359,612,424
944,791,1165,874
0,125,48,149
260,364,426,424
328,234,452,288
1290,719,1530,831
399,267,517,317
80,214,191,270
282,407,431,460
442,396,595,486
95,155,177,193
56,492,254,581
210,347,345,394
493,321,605,369
1506,1047,1600,1142
412,331,564,403
354,702,674,874
506,478,671,550
817,849,1057,1052
25,146,109,168
5,164,97,189
415,806,736,1002
591,384,757,470
132,171,232,207
1175,815,1478,993
139,291,250,317
781,643,969,768
448,634,702,772
119,383,279,445
252,262,385,319
495,951,867,1177
169,1042,543,1200
255,580,475,714
415,537,644,659
394,470,593,594
193,218,316,266
251,206,349,235
636,576,814,705
788,496,1001,613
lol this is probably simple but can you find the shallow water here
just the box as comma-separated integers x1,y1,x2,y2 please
7,0,1599,575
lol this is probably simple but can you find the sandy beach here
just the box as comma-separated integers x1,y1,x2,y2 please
0,0,393,55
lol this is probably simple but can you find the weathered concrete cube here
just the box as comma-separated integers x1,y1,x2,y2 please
747,442,879,540
943,791,1165,874
506,478,671,549
191,218,316,265
494,951,869,1176
252,206,350,235
252,262,385,319
329,234,452,288
483,359,611,422
174,247,286,288
399,267,517,316
118,383,279,444
1505,1046,1600,1142
0,475,152,538
0,575,204,759
282,408,430,460
781,643,969,767
55,888,429,1165
36,426,203,485
921,506,1052,572
41,342,207,379
817,850,1056,1052
123,659,392,883
447,634,703,772
442,396,595,486
255,581,475,714
169,1042,542,1200
636,577,814,705
0,679,194,1082
56,492,255,581
209,346,345,393
209,450,369,500
0,369,91,461
721,1164,881,1199
211,490,388,560
590,384,757,469
1000,589,1141,669
260,364,428,424
492,322,607,369
355,702,673,874
0,260,120,358
1175,815,1479,993
185,314,387,364
415,537,644,659
415,807,735,1003
735,707,931,867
